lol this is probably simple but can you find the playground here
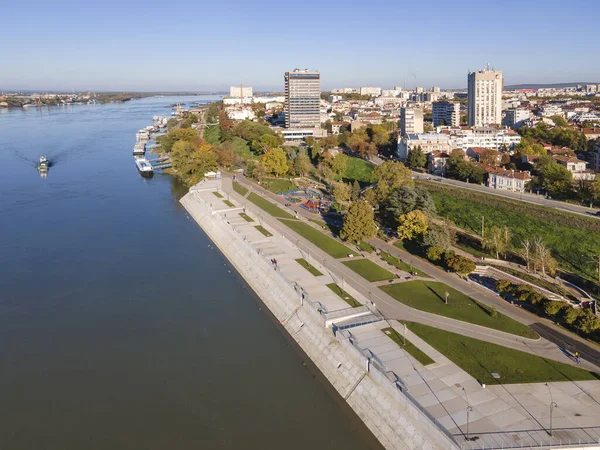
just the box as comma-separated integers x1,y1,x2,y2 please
281,184,333,212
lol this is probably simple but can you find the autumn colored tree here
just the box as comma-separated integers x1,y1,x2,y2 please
396,210,428,241
262,148,289,176
340,201,377,243
373,161,413,202
333,182,351,203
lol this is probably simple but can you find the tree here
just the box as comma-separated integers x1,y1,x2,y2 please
426,246,443,261
544,300,567,317
156,128,199,153
405,147,427,169
347,130,369,151
483,226,511,259
317,161,334,183
356,141,378,159
333,182,351,203
246,160,266,183
320,135,338,149
262,148,288,176
329,152,348,175
521,238,532,270
363,188,377,206
292,154,311,177
368,125,389,148
373,161,413,202
444,254,476,275
532,237,557,277
496,279,513,293
351,180,361,201
480,149,499,166
215,145,233,167
445,155,486,184
534,155,573,198
251,134,282,154
340,201,377,243
310,141,322,161
397,210,428,241
422,222,456,251
383,186,436,227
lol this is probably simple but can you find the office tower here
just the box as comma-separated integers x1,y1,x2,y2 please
432,101,461,127
467,68,503,126
400,107,424,135
284,69,321,129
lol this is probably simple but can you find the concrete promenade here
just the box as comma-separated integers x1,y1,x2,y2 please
227,174,600,371
182,178,600,450
181,180,460,450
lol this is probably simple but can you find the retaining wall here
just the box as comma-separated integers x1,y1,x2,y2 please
180,185,460,450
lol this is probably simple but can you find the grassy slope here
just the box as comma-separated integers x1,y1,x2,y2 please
408,322,598,384
339,157,376,184
422,181,600,281
380,280,538,338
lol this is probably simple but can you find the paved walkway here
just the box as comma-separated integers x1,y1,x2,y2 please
193,179,600,446
224,176,600,373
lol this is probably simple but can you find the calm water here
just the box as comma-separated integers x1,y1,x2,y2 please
0,97,382,449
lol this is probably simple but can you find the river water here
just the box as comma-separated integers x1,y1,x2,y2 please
0,96,382,449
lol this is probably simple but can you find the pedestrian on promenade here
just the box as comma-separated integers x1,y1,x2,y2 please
575,351,581,364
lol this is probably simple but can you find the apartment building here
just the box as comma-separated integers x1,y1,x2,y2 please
397,133,452,160
284,69,321,129
432,101,460,127
467,68,503,126
400,107,424,135
503,108,530,128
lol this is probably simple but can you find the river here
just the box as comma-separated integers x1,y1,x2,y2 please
0,96,382,449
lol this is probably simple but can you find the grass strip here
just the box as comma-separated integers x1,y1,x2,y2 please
239,213,254,222
255,226,272,237
380,280,538,338
382,327,434,366
232,182,248,196
380,251,429,278
295,258,323,276
283,220,356,259
358,241,375,253
223,200,235,207
407,322,598,384
212,191,223,198
343,259,395,282
326,283,361,307
247,193,296,219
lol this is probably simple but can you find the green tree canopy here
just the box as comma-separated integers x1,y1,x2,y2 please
262,148,289,176
373,161,413,202
405,146,427,169
340,200,377,243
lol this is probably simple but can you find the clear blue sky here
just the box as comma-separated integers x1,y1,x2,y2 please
2,0,599,92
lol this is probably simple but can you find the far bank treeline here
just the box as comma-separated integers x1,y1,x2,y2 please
154,101,398,186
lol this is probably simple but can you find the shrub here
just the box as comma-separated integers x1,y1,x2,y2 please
496,279,513,293
445,254,476,275
426,246,443,262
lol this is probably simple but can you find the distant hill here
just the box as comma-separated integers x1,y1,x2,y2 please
505,82,600,90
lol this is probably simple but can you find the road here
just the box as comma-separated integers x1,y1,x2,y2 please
226,174,600,371
412,173,599,219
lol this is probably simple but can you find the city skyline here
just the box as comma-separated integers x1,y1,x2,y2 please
2,0,600,91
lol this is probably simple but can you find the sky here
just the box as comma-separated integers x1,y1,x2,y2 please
2,0,599,92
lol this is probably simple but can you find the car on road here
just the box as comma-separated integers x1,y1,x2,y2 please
596,210,600,216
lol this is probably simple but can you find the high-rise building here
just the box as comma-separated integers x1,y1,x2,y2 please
284,69,321,129
229,86,253,98
400,107,424,135
432,101,460,127
503,108,530,129
467,68,503,126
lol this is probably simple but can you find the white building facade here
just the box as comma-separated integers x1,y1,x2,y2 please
432,101,460,127
397,133,452,160
400,107,424,135
467,69,503,126
284,69,321,129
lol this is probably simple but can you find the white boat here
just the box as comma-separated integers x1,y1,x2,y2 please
133,142,146,156
37,156,49,171
134,157,153,176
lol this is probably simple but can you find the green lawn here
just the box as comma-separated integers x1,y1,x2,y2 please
343,259,395,282
239,213,254,222
421,181,600,282
247,193,296,219
212,191,223,198
223,200,235,207
407,322,598,384
295,258,323,276
326,283,362,307
232,182,248,196
382,327,434,366
283,220,356,258
358,241,375,253
264,177,296,194
380,280,538,338
340,157,376,184
380,251,429,278
255,225,272,237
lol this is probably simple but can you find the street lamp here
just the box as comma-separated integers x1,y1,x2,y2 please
462,387,474,441
549,402,558,436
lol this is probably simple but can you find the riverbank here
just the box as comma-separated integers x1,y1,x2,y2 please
180,178,460,450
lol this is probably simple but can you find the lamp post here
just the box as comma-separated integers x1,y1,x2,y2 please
549,402,557,436
466,405,473,441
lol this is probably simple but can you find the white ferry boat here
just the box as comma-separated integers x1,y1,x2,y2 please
134,156,153,176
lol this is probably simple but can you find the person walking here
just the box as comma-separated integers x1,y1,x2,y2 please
575,351,581,364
